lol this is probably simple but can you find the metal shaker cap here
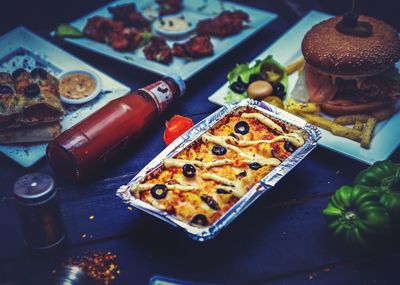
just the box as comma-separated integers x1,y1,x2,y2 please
52,265,92,285
13,173,56,205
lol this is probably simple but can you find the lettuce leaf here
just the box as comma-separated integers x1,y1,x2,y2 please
224,90,247,104
225,55,288,104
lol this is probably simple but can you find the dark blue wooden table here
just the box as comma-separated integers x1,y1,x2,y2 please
1,1,399,284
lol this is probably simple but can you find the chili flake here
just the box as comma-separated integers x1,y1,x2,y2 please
65,251,119,285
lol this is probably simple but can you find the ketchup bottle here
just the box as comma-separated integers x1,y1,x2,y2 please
47,74,185,182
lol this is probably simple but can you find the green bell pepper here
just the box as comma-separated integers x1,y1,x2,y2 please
355,160,400,221
55,24,83,38
323,185,391,247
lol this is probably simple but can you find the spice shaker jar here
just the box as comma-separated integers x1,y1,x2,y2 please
13,173,66,250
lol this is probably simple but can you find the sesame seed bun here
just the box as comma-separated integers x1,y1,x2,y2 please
302,15,400,77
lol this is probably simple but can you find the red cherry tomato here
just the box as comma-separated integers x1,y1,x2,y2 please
163,115,194,146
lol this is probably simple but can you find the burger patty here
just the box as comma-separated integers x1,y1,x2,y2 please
335,75,400,103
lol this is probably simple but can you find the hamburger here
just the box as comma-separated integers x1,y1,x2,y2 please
295,15,400,116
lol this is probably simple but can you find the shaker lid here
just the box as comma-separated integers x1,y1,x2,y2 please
13,173,55,204
165,73,186,97
52,265,92,285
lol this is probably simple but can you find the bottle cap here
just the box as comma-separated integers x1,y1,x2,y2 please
165,73,186,97
13,173,56,206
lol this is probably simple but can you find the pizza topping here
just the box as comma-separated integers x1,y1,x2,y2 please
200,173,245,198
212,144,227,155
241,113,284,134
201,194,220,211
23,83,40,97
249,162,261,170
216,188,232,194
12,68,27,79
236,170,247,178
30,68,48,79
234,121,250,135
130,183,197,196
216,133,305,148
284,141,296,153
191,214,208,226
182,164,196,178
202,133,282,166
243,158,281,167
0,85,13,95
201,173,235,187
164,158,232,169
151,184,168,199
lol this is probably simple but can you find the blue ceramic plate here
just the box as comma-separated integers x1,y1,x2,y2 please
0,27,130,167
56,0,277,80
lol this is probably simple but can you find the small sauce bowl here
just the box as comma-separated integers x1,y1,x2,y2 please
153,15,195,38
58,70,102,105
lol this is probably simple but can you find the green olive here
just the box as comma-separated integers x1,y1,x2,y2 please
247,80,273,100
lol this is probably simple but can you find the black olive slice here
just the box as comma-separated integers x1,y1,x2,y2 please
191,214,208,226
249,162,262,170
276,90,287,99
150,184,168,199
0,85,13,95
284,141,296,153
229,76,247,94
272,82,285,93
23,83,40,97
236,170,247,178
234,121,249,135
30,68,48,79
182,164,196,178
212,145,227,156
201,194,220,211
12,68,27,79
261,62,284,83
216,188,232,194
249,73,263,83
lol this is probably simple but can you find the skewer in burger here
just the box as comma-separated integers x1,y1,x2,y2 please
293,15,400,116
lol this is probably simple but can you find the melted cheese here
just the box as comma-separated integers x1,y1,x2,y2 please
201,173,245,197
202,133,282,165
201,173,235,187
220,133,305,148
130,183,197,195
241,113,284,134
164,158,233,169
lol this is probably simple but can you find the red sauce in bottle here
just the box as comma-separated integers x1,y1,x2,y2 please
47,75,185,182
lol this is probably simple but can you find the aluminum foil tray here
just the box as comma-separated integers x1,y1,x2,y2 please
117,99,321,241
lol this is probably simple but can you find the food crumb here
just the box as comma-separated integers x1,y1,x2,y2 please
308,272,317,280
89,215,94,220
81,233,87,239
127,207,133,211
64,251,119,285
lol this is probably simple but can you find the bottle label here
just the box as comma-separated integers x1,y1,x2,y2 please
139,80,175,113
